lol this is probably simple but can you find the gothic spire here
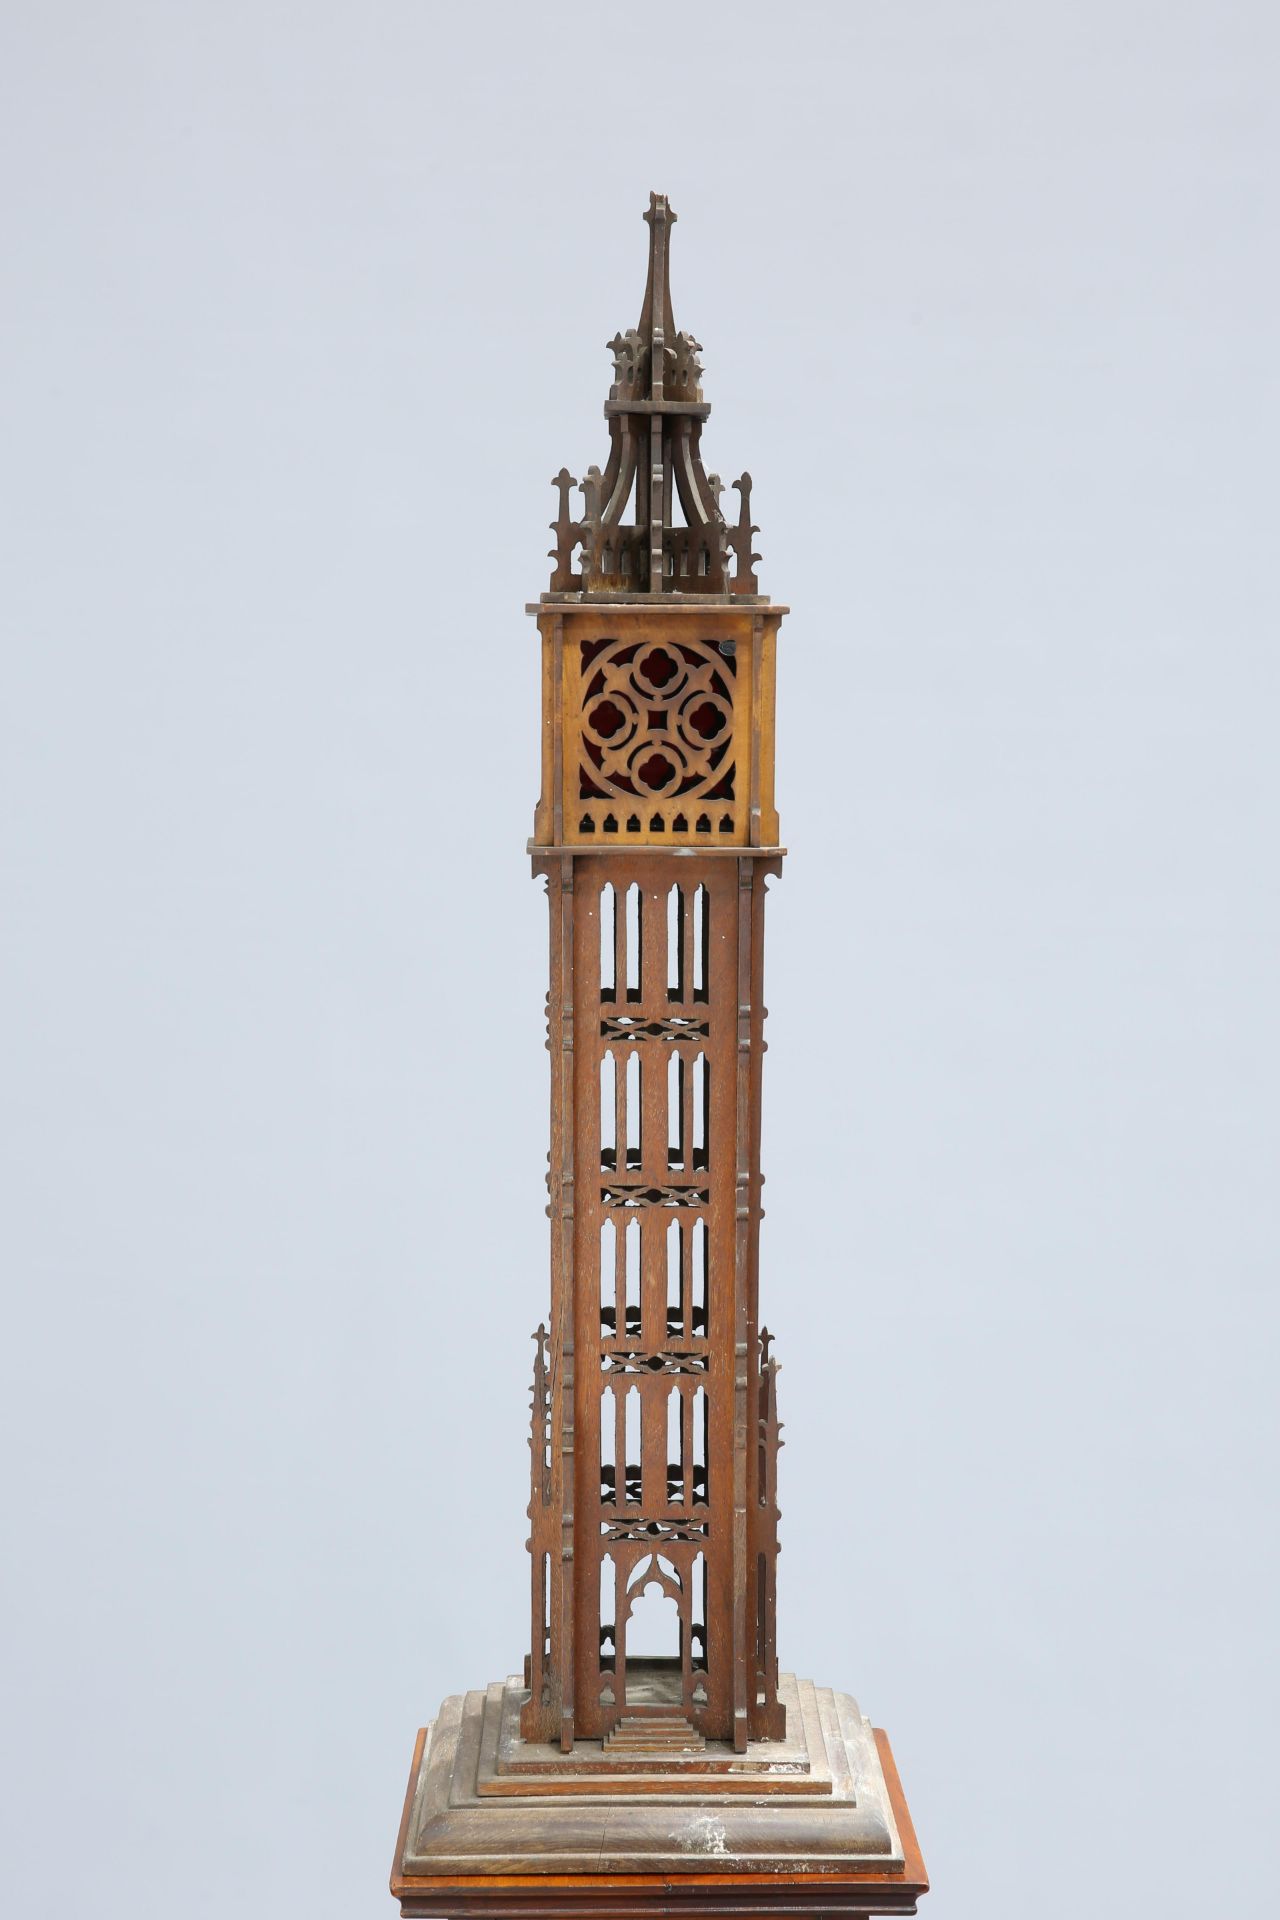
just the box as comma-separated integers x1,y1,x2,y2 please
547,193,761,598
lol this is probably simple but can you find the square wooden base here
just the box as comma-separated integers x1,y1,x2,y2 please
390,1677,928,1918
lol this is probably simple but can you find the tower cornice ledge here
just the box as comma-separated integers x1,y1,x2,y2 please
529,597,788,614
528,840,787,860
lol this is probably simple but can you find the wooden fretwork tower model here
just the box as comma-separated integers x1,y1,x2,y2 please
524,187,783,1757
391,195,928,1919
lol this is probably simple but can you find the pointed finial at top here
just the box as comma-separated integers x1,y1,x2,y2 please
638,191,678,350
545,192,762,598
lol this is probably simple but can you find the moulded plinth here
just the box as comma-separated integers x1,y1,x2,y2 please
391,1673,929,1918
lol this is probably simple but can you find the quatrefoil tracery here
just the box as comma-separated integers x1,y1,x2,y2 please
580,639,735,805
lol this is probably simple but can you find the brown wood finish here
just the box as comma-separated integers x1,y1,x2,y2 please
391,189,927,1915
523,195,788,1755
530,605,783,853
391,1727,929,1918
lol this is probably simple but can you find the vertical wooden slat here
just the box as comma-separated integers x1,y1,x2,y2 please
748,611,763,847
611,1216,623,1343
682,1218,692,1342
557,854,577,1753
550,616,565,846
642,888,665,1188
642,1376,658,1513
744,857,785,1740
648,415,664,592
615,1379,627,1503
640,1191,660,1348
758,612,781,847
641,933,665,1319
563,866,583,1745
639,878,655,1006
673,882,685,1003
613,1048,626,1178
682,885,695,1007
683,1382,693,1508
615,882,627,1008
604,881,616,998
729,856,753,1750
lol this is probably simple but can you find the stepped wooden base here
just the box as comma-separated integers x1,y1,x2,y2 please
390,1675,928,1917
604,1712,705,1754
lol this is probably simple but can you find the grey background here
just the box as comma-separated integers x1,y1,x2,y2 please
2,3,1276,1915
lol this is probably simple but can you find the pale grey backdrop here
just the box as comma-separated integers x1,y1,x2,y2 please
2,4,1277,1916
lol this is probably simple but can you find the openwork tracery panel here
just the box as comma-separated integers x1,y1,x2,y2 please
567,636,747,845
568,863,736,1739
524,854,784,1748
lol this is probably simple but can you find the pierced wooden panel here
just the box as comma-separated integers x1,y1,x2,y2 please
530,606,781,854
524,846,784,1756
564,634,749,846
570,864,737,1740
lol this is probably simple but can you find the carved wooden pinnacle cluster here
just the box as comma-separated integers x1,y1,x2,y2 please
548,193,761,598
